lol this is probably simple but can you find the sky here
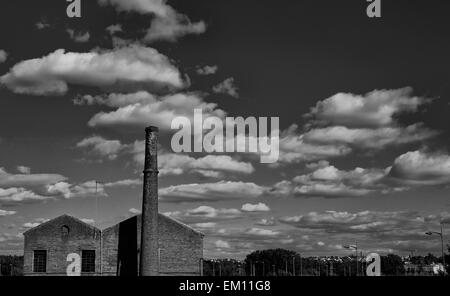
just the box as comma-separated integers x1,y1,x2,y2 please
1,0,450,259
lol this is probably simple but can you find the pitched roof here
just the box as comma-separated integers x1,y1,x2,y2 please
23,214,101,235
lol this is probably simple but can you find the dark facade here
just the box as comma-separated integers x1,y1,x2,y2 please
23,214,204,276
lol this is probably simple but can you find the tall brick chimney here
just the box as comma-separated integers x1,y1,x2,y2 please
139,126,159,276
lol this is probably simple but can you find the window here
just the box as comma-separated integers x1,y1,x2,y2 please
81,250,95,273
61,225,70,238
33,250,47,273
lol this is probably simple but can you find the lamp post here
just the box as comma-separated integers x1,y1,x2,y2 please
344,243,358,276
425,223,446,275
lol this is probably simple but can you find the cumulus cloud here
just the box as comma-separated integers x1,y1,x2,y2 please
77,136,125,160
0,187,53,205
196,65,218,75
241,203,270,212
106,24,123,35
212,77,239,98
215,240,230,249
389,150,450,185
0,209,16,216
98,0,206,42
159,181,267,203
269,162,390,198
129,208,141,215
0,167,66,188
46,181,106,199
246,228,280,237
303,124,437,150
0,45,185,96
104,179,142,188
16,166,31,175
277,124,352,164
66,29,90,43
165,206,242,223
79,92,225,130
0,50,7,63
255,217,276,226
306,87,429,128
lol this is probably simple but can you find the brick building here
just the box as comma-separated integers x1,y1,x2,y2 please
22,126,204,276
23,213,204,276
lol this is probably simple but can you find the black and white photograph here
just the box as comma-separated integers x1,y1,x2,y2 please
0,0,450,291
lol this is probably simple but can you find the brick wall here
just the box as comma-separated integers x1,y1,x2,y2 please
23,215,101,276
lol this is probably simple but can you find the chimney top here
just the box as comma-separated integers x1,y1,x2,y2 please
146,126,159,132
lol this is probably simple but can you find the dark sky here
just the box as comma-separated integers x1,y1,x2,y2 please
1,0,450,259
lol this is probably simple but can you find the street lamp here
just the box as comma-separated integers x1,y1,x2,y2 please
425,223,446,275
344,243,358,276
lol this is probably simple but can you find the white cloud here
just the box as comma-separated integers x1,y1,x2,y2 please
159,181,267,203
0,167,66,188
306,87,429,128
46,181,106,199
77,136,125,160
303,124,437,150
35,21,50,29
255,218,276,226
129,208,141,215
1,45,184,95
246,228,280,237
66,29,90,43
241,203,270,212
212,77,239,98
196,65,218,75
165,206,242,223
83,92,225,130
390,150,450,185
0,187,53,205
81,218,95,225
0,50,7,63
104,179,142,188
0,209,16,217
98,0,206,42
215,240,230,249
16,166,31,175
106,24,123,35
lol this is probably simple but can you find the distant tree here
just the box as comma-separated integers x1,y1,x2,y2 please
381,254,405,276
244,249,299,276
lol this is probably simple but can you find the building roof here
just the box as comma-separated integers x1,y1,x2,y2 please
23,214,101,236
24,213,204,237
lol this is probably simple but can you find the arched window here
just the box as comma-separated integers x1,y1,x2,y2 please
61,225,70,238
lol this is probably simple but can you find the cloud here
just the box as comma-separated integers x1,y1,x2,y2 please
269,163,390,198
196,65,218,75
389,150,450,185
0,50,7,63
81,218,95,225
1,45,185,95
35,21,50,29
246,228,280,237
277,124,352,164
0,167,66,188
104,179,142,188
129,208,141,215
159,181,267,203
98,0,206,42
106,24,123,35
77,136,125,160
306,87,430,128
0,187,53,205
241,203,270,212
81,92,225,130
66,29,90,43
16,166,31,175
303,124,437,150
165,206,242,223
0,209,16,216
255,218,276,226
215,240,230,249
212,77,239,98
46,181,106,199
158,153,254,178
